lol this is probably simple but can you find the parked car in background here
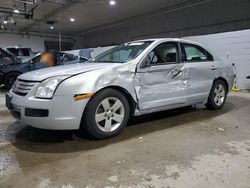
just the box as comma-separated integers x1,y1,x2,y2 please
1,51,84,89
0,48,22,88
21,51,79,64
6,38,234,139
0,48,21,67
5,47,35,60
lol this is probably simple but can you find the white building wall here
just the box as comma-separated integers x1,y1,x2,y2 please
185,29,250,89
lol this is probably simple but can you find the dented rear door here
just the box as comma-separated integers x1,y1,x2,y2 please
181,43,217,103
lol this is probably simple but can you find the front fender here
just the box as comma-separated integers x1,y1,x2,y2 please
55,63,137,102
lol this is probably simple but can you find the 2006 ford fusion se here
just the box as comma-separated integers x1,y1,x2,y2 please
6,38,234,139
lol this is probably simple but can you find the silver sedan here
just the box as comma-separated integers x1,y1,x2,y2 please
6,38,234,139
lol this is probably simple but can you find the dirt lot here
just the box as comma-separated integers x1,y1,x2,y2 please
0,90,250,188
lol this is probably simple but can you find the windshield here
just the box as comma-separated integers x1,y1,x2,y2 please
91,41,152,63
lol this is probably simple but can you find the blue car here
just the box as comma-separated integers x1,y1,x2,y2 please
0,48,21,67
0,51,86,89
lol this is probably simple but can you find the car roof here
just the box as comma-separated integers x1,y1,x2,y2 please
132,38,202,45
6,47,32,49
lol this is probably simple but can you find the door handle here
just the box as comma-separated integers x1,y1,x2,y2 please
211,66,217,71
170,69,183,78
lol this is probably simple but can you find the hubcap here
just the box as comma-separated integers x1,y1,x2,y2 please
95,97,125,132
213,84,225,106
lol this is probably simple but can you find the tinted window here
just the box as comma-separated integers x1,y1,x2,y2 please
21,49,30,56
182,43,213,62
148,42,179,65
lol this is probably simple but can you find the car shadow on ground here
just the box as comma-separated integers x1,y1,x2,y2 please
9,95,246,156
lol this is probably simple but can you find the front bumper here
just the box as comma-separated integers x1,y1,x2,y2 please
6,90,89,130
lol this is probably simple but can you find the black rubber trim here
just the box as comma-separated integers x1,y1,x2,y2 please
25,108,49,117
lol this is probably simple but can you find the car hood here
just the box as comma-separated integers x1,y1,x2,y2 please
18,62,116,81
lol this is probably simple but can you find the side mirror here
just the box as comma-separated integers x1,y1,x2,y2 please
140,55,151,68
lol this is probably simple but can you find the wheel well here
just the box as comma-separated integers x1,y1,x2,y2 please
98,86,137,116
4,71,21,79
214,77,229,92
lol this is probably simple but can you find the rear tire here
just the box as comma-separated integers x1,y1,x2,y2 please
206,80,227,110
81,88,130,139
4,72,20,89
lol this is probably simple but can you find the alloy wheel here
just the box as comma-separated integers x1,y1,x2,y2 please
213,84,226,106
95,97,125,132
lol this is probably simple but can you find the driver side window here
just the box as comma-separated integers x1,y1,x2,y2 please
148,42,179,66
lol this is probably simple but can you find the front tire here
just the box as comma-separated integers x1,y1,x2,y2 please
81,89,130,139
206,80,227,110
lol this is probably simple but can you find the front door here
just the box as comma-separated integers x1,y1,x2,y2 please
135,42,187,111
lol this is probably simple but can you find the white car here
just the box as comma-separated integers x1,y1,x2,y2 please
6,38,234,139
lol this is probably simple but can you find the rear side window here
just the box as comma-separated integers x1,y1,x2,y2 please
182,43,213,62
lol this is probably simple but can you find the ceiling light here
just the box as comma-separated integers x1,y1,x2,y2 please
13,9,20,13
15,0,37,5
70,18,75,22
50,26,54,30
109,0,116,6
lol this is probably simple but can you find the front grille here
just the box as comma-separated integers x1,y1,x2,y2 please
13,79,39,96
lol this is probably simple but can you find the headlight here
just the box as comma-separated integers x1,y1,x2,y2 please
35,76,69,99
